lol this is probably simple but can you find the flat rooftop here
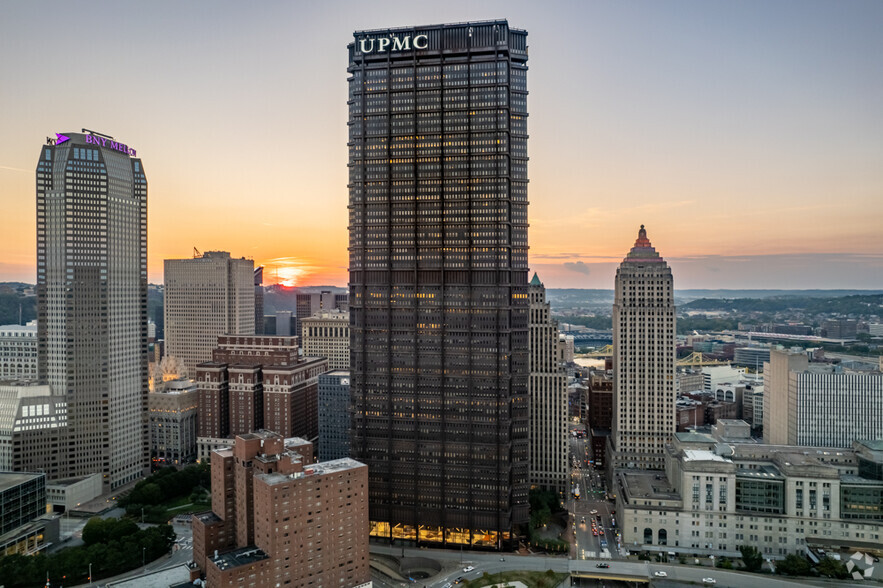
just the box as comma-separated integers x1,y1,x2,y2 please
193,512,222,525
736,464,784,480
46,474,98,488
211,546,269,571
675,432,716,444
620,471,681,501
856,439,883,451
259,458,365,486
0,472,43,493
840,475,883,486
683,449,730,463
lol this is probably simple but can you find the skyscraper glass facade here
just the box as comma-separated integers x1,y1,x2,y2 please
36,132,148,490
348,20,529,548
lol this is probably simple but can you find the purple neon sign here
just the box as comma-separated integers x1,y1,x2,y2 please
83,134,137,157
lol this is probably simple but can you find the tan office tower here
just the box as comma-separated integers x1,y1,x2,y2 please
164,252,255,377
528,273,569,493
37,131,148,490
611,226,676,470
764,348,883,447
300,310,350,370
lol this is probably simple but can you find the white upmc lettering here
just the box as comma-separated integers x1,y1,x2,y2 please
359,33,428,53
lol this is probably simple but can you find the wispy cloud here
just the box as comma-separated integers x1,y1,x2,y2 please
0,165,29,173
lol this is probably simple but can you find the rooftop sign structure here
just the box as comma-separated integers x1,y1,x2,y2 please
49,131,137,157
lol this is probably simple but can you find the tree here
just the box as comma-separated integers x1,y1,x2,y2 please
82,517,108,546
739,545,764,573
777,554,811,577
816,556,849,580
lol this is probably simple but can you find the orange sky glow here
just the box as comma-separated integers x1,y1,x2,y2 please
1,1,881,289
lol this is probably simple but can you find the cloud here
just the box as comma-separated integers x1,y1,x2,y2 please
0,165,30,173
563,261,592,275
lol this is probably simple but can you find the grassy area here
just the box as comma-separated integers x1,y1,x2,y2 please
134,495,211,523
462,569,567,588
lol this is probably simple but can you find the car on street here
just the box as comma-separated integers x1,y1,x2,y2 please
443,584,453,588
654,571,668,577
463,566,475,573
596,563,609,568
702,579,716,585
454,577,464,584
590,509,598,514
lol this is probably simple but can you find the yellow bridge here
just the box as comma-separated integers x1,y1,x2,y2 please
579,344,613,358
677,352,730,367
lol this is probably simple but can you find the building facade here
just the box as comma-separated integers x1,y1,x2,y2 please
301,310,350,370
318,370,351,461
196,336,327,449
192,433,369,588
148,379,199,467
528,273,568,493
611,226,677,471
616,430,883,558
348,20,530,547
37,131,148,490
295,291,346,339
764,348,883,448
0,472,60,556
0,323,38,382
164,251,255,378
0,383,67,478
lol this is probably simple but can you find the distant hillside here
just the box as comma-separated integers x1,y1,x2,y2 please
548,288,883,305
0,293,36,325
680,294,883,315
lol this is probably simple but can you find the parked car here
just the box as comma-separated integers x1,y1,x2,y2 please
654,571,668,577
596,563,609,568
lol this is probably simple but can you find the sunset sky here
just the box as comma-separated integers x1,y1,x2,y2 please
1,1,881,289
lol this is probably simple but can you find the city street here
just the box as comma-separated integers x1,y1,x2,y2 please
567,426,624,562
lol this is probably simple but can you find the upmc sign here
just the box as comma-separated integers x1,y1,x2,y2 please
358,34,428,54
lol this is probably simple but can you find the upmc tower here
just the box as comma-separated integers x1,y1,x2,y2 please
37,131,148,491
347,20,530,548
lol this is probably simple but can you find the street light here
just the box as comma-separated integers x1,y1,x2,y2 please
143,546,146,571
88,562,92,585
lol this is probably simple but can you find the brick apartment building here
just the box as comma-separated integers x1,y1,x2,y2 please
196,336,328,455
192,432,369,588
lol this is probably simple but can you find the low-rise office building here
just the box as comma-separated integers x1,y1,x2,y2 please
0,322,37,382
0,383,67,479
616,427,883,559
149,378,198,467
300,310,350,370
0,472,60,556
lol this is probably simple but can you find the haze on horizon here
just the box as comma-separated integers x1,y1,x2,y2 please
1,0,881,289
